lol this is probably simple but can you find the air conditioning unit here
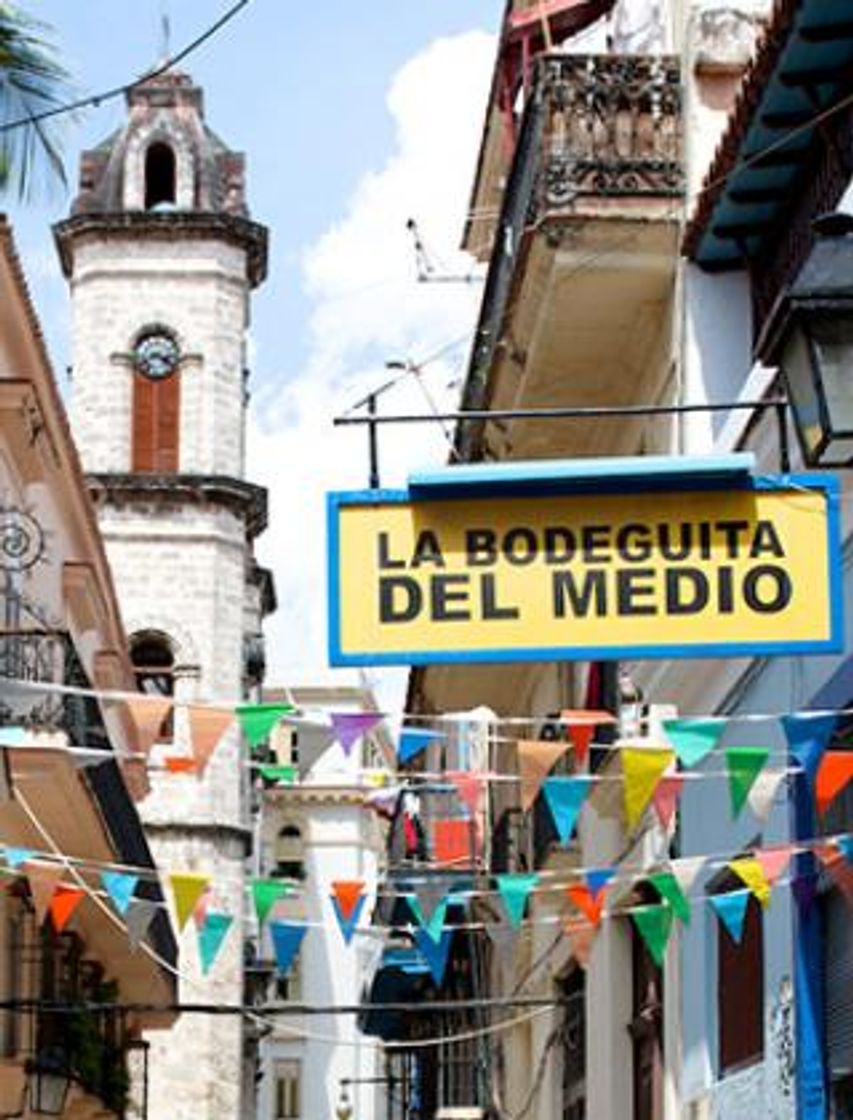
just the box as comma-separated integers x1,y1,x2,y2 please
436,1110,485,1119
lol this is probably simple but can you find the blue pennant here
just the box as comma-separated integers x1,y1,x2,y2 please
4,847,35,869
331,894,366,945
414,927,453,986
198,912,233,976
710,890,751,944
398,728,444,764
101,871,139,916
838,835,853,865
585,867,615,900
781,713,837,784
542,777,590,844
269,921,307,974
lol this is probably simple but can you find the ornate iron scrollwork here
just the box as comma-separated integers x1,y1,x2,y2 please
0,508,45,573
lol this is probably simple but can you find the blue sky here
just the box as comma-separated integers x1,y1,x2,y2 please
4,1,499,690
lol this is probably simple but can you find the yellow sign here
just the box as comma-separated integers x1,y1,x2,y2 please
327,479,841,666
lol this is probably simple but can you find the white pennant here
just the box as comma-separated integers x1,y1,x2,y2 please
746,768,786,823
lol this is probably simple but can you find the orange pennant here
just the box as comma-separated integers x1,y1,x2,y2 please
331,880,365,922
124,696,173,755
566,883,605,927
25,862,65,926
432,820,472,866
561,709,615,767
815,752,853,816
188,707,234,776
164,756,198,774
50,884,85,933
517,739,569,811
563,914,596,967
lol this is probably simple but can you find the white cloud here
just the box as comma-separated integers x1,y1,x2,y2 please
247,31,495,701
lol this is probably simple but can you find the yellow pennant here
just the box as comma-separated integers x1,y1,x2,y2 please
729,857,772,909
622,746,675,831
170,872,210,931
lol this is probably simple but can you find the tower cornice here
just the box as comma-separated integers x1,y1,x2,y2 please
53,211,268,288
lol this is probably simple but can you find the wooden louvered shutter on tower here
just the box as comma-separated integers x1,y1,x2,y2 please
132,372,180,472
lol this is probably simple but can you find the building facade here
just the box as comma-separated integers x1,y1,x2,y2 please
53,70,274,1120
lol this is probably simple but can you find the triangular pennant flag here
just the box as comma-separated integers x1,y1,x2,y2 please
198,912,233,975
542,777,590,844
398,727,443,765
259,764,297,784
782,713,837,783
126,897,158,951
561,709,616,766
567,883,606,927
331,894,367,944
25,862,65,925
407,894,449,944
101,871,139,916
496,873,539,928
671,856,706,896
563,915,596,968
331,712,383,757
169,872,210,932
710,890,751,944
188,706,234,776
585,867,615,901
631,903,674,967
252,879,290,928
663,718,724,767
49,884,85,933
164,756,197,774
746,767,786,823
447,771,485,815
652,774,684,829
725,746,770,818
432,820,471,866
410,878,449,927
331,880,366,923
414,927,453,986
815,752,853,816
236,703,294,750
517,739,569,811
622,748,674,830
124,696,173,754
729,857,772,909
5,847,35,869
815,843,853,901
269,921,307,974
838,836,853,864
648,872,690,925
756,847,793,887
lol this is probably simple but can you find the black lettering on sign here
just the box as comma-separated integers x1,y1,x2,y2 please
377,532,405,570
659,523,691,562
544,527,576,565
750,520,785,558
503,527,537,566
379,577,421,623
481,573,519,620
742,565,792,613
553,570,607,618
466,529,497,567
617,524,652,563
665,568,709,615
412,530,445,568
717,566,734,613
431,574,470,621
617,568,656,615
716,520,749,559
582,525,610,563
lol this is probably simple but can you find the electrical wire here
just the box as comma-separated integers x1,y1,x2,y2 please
0,0,252,135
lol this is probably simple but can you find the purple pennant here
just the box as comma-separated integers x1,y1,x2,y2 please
585,867,616,901
781,713,837,784
330,712,383,756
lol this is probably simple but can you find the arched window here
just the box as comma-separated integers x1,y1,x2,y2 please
274,825,305,880
129,632,174,740
144,142,176,209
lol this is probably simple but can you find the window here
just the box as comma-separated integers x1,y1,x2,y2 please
718,893,763,1073
145,142,176,209
274,825,304,880
274,1060,300,1120
129,632,174,740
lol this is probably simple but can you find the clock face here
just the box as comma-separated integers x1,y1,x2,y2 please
134,332,179,380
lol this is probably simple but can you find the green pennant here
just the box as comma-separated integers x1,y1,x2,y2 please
726,746,770,819
631,903,674,967
648,872,690,925
237,703,294,750
259,765,297,784
252,879,291,927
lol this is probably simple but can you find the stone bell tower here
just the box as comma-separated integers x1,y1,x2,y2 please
54,69,274,1120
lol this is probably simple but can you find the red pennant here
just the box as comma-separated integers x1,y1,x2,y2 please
49,885,85,933
331,880,365,922
566,883,605,927
432,820,472,866
652,774,684,829
164,756,197,774
447,772,485,815
815,752,853,816
561,709,617,766
756,846,793,886
815,843,853,901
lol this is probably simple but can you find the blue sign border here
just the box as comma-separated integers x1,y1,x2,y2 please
326,471,843,668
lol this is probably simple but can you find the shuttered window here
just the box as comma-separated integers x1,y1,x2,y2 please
719,895,764,1073
132,371,180,471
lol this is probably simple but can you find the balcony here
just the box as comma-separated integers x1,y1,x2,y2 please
459,52,684,464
